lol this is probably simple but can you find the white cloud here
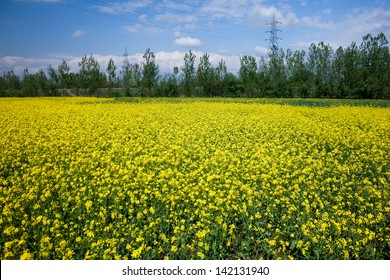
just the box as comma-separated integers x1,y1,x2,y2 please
199,1,300,28
159,0,193,11
138,14,148,23
289,41,314,51
303,8,390,32
72,30,86,37
300,8,390,48
254,46,269,55
124,24,142,33
0,51,244,76
301,16,337,30
249,4,300,27
342,8,390,36
155,51,241,74
206,52,241,74
96,0,151,14
155,13,198,24
183,23,198,30
200,0,247,21
1,54,143,77
174,36,202,47
124,24,161,34
0,55,70,76
155,51,186,71
103,50,242,75
16,0,63,3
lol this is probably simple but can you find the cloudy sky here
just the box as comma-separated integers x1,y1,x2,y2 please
1,0,389,75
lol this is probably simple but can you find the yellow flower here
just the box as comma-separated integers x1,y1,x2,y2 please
136,237,144,243
197,252,205,259
85,200,93,212
268,239,277,247
171,245,178,253
1,98,389,260
196,230,208,239
343,250,350,259
20,251,34,260
131,245,144,259
59,240,67,248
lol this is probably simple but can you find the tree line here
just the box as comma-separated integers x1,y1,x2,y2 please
1,33,389,99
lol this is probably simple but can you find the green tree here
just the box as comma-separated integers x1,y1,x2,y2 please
239,55,257,97
214,59,227,96
106,58,118,96
2,71,20,96
122,63,142,96
268,46,286,97
21,68,38,96
286,49,310,98
223,73,242,97
256,56,270,97
121,61,131,96
158,66,180,97
141,48,159,96
197,53,213,97
157,73,179,97
36,69,49,95
343,42,362,98
58,60,72,90
331,46,346,98
307,42,333,98
47,65,60,96
360,33,390,99
181,50,196,96
0,74,5,96
78,55,104,96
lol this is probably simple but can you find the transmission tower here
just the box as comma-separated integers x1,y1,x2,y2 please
266,14,281,50
123,46,129,68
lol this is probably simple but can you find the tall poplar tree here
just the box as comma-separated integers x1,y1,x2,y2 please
141,48,159,96
181,50,196,96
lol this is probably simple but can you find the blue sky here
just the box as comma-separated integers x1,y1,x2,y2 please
1,0,390,75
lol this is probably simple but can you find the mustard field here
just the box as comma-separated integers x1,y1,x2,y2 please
1,97,389,260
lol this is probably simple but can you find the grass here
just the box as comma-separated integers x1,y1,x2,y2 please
113,97,390,107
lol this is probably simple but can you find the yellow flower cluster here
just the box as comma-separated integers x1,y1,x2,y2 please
0,97,389,259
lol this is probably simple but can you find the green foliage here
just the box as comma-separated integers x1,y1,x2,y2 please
0,70,21,96
181,50,196,96
122,63,142,97
197,53,213,97
78,55,106,96
58,60,72,90
106,58,118,94
1,32,389,99
156,74,179,97
239,55,257,97
141,48,159,96
21,68,49,97
113,97,390,108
